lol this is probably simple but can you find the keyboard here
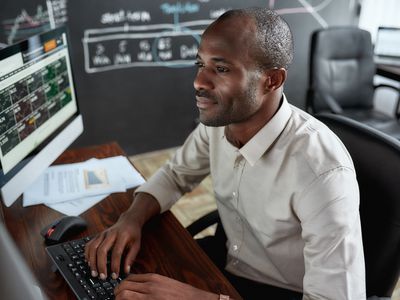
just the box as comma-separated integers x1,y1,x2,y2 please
46,236,126,300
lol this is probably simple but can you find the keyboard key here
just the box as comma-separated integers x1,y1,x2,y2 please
87,289,96,299
56,254,65,261
102,282,112,289
89,278,101,289
110,279,119,288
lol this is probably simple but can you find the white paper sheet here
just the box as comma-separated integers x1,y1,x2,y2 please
45,194,109,216
23,155,145,211
23,162,126,206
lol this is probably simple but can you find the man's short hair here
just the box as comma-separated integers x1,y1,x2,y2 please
217,8,294,70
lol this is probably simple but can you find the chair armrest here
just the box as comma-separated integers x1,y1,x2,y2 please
374,84,400,119
186,210,220,237
374,83,400,93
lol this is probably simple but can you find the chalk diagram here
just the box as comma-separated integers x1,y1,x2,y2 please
82,0,352,74
82,3,209,73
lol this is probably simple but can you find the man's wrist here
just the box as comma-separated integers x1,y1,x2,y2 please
128,192,161,226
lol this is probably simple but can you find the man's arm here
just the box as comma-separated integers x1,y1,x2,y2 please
86,192,227,300
135,124,211,213
85,124,211,279
85,192,160,279
297,167,366,299
114,273,221,300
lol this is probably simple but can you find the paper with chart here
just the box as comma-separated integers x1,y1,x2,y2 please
23,155,145,208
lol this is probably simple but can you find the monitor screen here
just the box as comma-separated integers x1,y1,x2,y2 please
0,26,83,207
374,27,400,58
0,222,48,300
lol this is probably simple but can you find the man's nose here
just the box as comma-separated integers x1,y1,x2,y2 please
193,69,214,91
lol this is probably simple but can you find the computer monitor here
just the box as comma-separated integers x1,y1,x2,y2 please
0,26,83,207
0,222,48,300
374,26,400,58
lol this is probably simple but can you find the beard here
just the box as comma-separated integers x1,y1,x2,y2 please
197,80,259,127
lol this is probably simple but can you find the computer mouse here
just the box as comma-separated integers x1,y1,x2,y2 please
41,216,87,245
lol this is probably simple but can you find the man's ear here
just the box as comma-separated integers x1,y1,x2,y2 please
263,68,287,92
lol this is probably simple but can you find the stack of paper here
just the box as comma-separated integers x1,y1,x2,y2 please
23,156,145,216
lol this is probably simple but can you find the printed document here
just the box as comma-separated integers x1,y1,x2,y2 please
23,156,145,212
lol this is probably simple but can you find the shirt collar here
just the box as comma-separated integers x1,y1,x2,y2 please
239,94,292,166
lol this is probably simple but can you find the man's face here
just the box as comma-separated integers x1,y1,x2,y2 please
194,17,264,127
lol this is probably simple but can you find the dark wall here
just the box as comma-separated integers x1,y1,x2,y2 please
0,0,358,155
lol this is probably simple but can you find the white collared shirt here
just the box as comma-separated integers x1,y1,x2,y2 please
136,95,366,299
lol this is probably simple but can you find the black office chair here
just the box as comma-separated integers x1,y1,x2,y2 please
316,113,400,298
187,113,400,298
306,26,400,139
186,210,220,237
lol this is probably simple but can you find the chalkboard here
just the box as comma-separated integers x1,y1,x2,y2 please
0,0,358,155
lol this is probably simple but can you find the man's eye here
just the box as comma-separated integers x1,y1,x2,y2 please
216,66,229,73
194,61,204,68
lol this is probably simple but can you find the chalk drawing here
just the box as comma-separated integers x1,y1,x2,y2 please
81,0,347,74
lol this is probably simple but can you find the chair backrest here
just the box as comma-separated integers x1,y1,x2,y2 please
308,27,376,113
316,112,400,297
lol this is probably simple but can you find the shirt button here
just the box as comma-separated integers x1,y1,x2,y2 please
232,191,236,197
232,244,239,251
232,259,239,266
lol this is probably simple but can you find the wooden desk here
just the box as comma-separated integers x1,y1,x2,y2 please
376,64,400,82
0,142,241,300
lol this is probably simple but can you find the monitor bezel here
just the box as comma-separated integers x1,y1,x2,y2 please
0,26,84,207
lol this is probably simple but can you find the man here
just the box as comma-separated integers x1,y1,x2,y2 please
85,8,366,299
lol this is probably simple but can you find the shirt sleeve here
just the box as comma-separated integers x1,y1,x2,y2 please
296,167,366,300
135,124,211,213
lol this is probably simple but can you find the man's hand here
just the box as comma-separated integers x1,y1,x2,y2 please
85,210,142,280
114,273,219,300
84,192,161,280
